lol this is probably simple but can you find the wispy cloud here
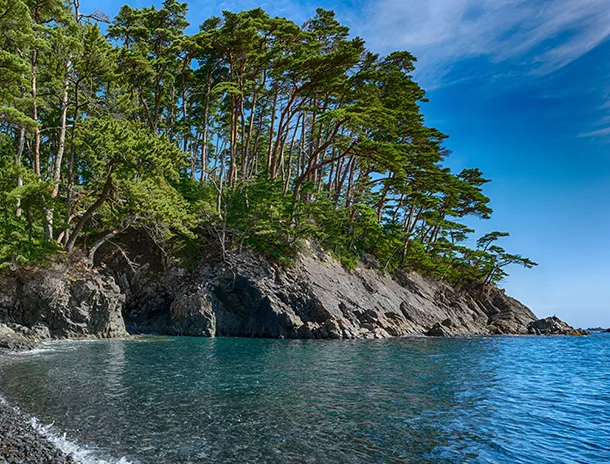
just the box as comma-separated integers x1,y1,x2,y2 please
360,0,610,87
578,126,610,138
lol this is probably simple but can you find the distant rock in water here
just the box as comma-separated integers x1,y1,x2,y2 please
0,240,584,342
528,317,589,336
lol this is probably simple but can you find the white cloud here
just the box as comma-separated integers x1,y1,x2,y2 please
578,126,610,138
359,0,610,87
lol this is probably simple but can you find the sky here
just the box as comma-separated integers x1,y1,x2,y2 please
81,0,610,328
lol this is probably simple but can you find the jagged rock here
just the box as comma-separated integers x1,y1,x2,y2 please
1,240,578,341
110,244,545,339
168,287,216,336
0,263,126,339
0,325,38,352
527,316,589,336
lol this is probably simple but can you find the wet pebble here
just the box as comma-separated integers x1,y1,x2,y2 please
0,401,76,463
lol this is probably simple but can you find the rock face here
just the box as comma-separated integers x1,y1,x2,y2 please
0,324,39,352
528,317,589,336
109,243,554,339
0,264,127,341
0,240,584,341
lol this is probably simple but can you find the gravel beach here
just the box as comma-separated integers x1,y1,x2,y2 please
0,397,77,464
0,331,77,464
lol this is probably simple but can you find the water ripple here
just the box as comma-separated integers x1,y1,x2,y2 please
1,335,609,463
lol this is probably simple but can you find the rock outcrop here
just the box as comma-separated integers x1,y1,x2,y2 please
108,243,559,339
0,240,585,341
0,263,127,343
0,324,39,352
528,316,589,336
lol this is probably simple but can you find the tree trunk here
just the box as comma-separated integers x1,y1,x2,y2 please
266,91,278,173
16,126,25,217
51,60,71,198
31,48,40,177
65,166,114,253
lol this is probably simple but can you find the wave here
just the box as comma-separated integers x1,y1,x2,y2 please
11,347,58,356
29,417,134,464
9,340,86,357
0,394,133,464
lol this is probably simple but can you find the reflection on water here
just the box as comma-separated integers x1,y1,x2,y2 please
1,335,609,463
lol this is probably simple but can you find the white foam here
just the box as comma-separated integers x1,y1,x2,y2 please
12,347,57,356
11,340,83,357
30,417,134,463
0,396,131,463
1,342,135,463
28,415,134,464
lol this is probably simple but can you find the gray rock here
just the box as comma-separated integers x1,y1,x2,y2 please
0,240,577,341
527,316,589,336
0,325,38,352
118,245,547,339
0,263,126,340
168,287,216,336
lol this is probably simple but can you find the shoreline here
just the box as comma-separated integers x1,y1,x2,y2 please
0,345,132,464
0,343,78,463
0,332,603,463
0,394,77,464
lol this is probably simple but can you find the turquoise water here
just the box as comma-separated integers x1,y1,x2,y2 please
1,334,609,463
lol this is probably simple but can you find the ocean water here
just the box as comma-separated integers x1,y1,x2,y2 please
0,334,609,464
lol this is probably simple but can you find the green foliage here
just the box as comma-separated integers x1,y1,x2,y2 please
0,134,57,267
0,2,537,287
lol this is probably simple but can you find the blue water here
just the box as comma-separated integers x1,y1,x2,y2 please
1,334,609,463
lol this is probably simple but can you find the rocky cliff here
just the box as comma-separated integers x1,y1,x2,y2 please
0,241,585,347
97,236,582,339
120,248,539,339
0,263,126,346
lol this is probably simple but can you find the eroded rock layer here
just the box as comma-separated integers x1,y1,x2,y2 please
112,246,546,339
0,242,585,343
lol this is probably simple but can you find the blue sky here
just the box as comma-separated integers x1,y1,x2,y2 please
82,0,610,328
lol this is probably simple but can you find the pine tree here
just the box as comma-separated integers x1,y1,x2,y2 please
0,3,537,286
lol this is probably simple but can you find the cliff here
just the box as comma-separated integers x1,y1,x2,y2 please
0,262,126,348
0,241,585,347
117,247,539,339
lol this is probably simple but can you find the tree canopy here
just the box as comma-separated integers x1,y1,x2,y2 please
0,0,536,286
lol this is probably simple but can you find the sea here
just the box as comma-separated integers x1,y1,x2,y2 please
0,333,609,463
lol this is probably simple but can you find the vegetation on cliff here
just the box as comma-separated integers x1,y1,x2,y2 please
0,0,536,286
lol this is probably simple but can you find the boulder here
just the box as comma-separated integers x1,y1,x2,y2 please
0,263,126,339
528,316,589,336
